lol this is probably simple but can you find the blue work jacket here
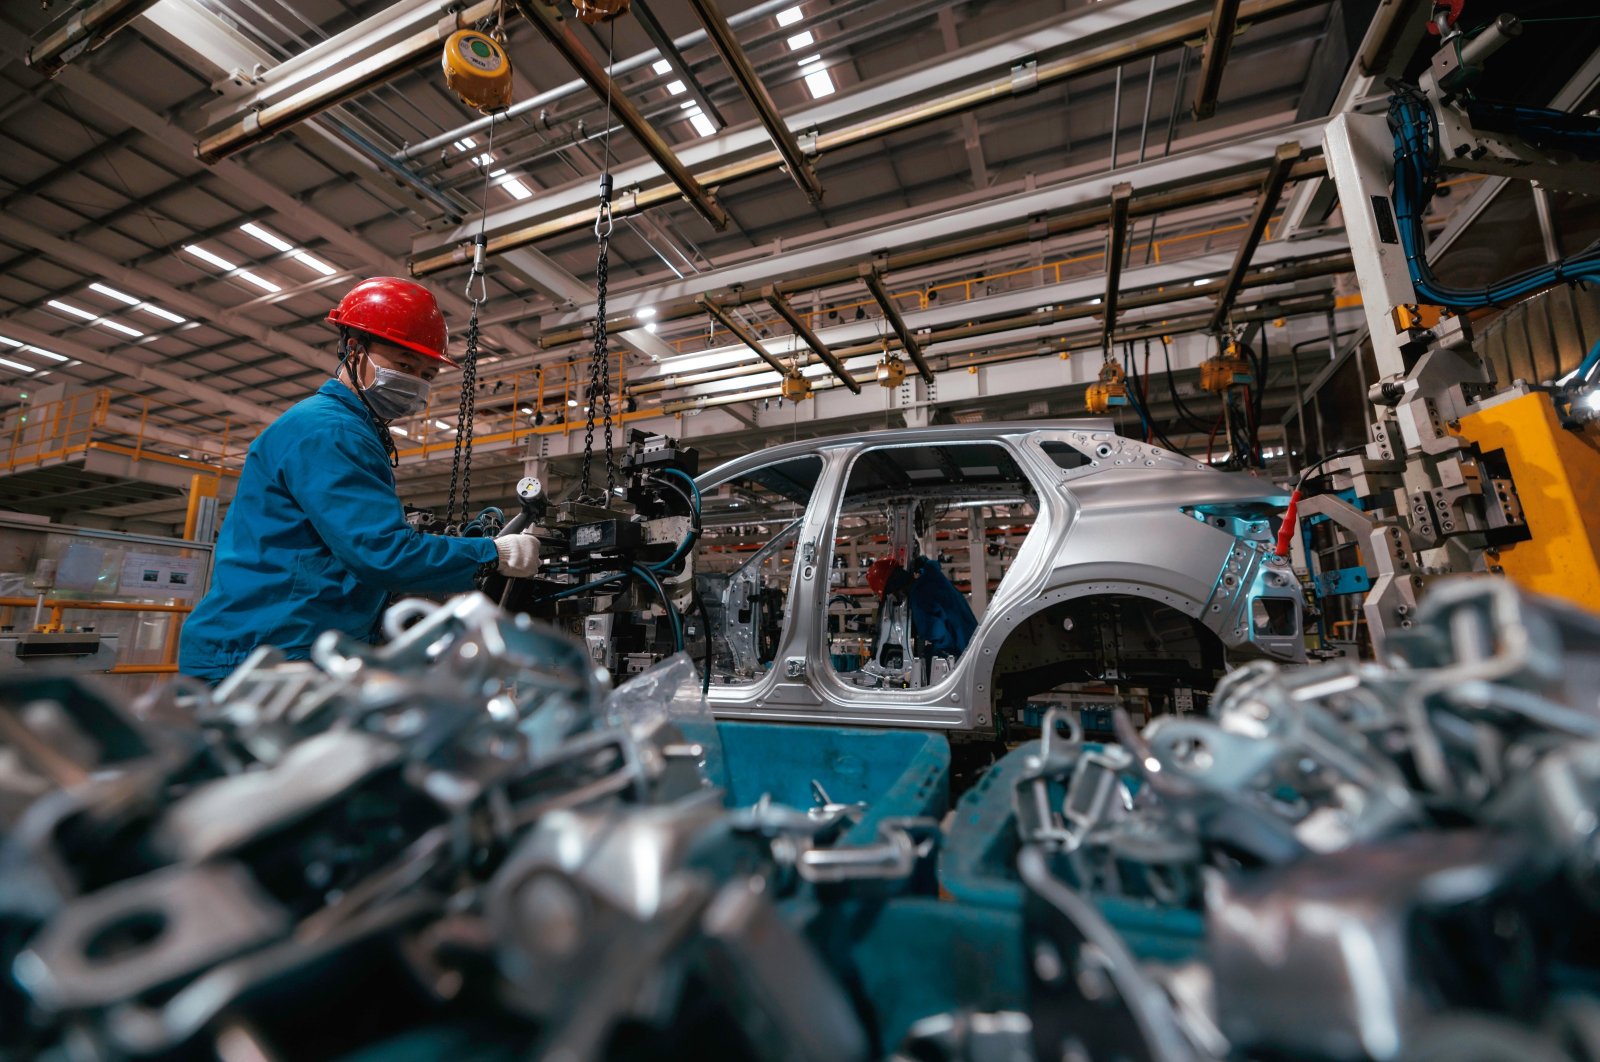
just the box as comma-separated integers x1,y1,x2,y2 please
180,379,497,682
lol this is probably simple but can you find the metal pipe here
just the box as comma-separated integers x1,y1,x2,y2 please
410,0,1327,276
197,0,498,163
762,287,861,393
633,0,729,132
1102,183,1133,351
535,155,1330,345
1533,185,1562,262
513,0,728,231
27,0,161,78
861,268,934,382
1193,0,1242,119
684,0,823,203
1110,64,1123,170
699,295,792,376
634,255,1350,396
1208,140,1303,331
1138,55,1157,163
398,0,799,161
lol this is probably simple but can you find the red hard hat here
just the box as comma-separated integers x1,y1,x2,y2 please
326,277,453,365
866,557,902,598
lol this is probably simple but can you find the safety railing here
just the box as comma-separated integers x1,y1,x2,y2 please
0,388,251,479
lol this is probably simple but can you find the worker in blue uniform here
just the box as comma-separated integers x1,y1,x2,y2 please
179,277,541,684
866,553,980,660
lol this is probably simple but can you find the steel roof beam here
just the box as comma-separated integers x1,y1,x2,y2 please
513,0,728,232
1193,0,1242,119
0,213,328,372
860,268,933,383
633,0,728,133
761,287,860,393
0,320,279,427
683,0,822,203
27,0,162,78
698,296,792,377
1101,183,1133,352
1208,140,1302,331
409,0,1326,274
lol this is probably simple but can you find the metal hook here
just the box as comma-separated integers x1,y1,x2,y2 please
464,234,489,304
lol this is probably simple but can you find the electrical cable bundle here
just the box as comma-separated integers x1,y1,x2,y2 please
1388,84,1600,310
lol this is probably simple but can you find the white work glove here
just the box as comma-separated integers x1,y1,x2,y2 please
494,533,541,578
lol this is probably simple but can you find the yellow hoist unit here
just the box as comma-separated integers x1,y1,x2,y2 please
442,29,513,114
573,0,631,24
1084,360,1128,414
876,354,908,389
1199,340,1253,394
781,373,813,402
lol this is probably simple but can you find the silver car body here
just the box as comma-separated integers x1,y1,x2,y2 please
694,421,1305,732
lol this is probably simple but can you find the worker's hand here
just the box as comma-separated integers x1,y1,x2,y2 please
494,533,541,578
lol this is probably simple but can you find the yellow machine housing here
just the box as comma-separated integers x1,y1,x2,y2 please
1454,390,1600,611
1199,353,1253,393
781,373,813,401
876,355,907,389
574,0,631,24
1084,360,1128,414
442,30,512,114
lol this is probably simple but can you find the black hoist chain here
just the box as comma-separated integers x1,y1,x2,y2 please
579,175,617,505
446,114,498,533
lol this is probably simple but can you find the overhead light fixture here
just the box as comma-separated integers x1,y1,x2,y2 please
235,271,281,293
567,397,579,407
666,80,686,95
89,282,139,305
47,299,97,321
645,322,658,333
652,59,671,75
0,356,33,374
489,168,533,201
433,419,453,430
239,222,293,253
98,319,145,338
797,54,822,67
183,244,238,271
637,306,657,319
685,108,716,137
776,6,803,26
519,405,533,414
1192,278,1212,287
786,30,814,50
391,426,409,436
453,137,477,151
140,304,187,324
804,67,835,98
293,252,336,276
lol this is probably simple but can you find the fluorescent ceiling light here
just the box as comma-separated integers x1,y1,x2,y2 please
519,405,533,414
786,30,814,50
139,304,187,324
454,137,476,150
688,110,716,137
1192,278,1212,287
89,283,140,305
390,426,409,436
0,357,33,373
98,319,145,338
803,67,835,98
500,176,533,200
666,80,686,95
472,152,495,167
184,244,238,271
567,397,579,407
239,222,294,253
680,100,697,109
645,322,658,333
637,306,657,318
0,336,19,346
294,252,336,276
433,419,452,430
652,59,671,75
776,7,803,26
236,271,281,293
48,300,97,321
27,347,68,362
797,53,822,67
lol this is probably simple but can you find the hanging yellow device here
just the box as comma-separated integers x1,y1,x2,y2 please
443,30,512,114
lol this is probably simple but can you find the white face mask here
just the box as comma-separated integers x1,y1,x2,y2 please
354,351,431,420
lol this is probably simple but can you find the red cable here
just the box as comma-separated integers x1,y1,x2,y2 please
1275,488,1301,558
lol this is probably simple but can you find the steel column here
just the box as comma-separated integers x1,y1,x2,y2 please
1193,0,1242,119
860,268,934,383
761,287,861,393
1208,140,1303,331
1102,184,1133,352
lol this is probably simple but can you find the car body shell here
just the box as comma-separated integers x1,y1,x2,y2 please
694,421,1304,731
